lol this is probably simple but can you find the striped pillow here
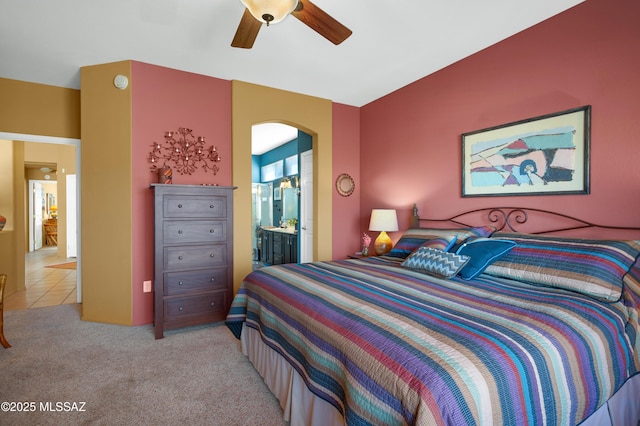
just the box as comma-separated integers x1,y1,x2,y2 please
387,226,495,259
402,247,470,278
622,256,640,371
484,232,640,302
623,256,640,303
417,235,458,252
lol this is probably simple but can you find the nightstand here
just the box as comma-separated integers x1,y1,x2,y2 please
348,253,371,259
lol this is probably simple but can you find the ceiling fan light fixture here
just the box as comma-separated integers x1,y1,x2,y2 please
241,0,298,26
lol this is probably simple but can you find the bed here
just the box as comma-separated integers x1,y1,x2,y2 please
226,207,640,425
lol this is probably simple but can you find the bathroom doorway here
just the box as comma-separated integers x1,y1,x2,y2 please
251,123,312,266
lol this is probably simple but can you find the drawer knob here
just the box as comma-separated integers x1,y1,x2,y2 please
178,255,183,260
178,204,183,208
210,205,215,208
209,229,215,233
210,253,215,258
178,281,184,286
210,302,215,307
178,230,183,234
210,277,215,282
178,306,184,311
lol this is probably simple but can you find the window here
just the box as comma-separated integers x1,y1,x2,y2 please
285,155,298,176
261,160,283,182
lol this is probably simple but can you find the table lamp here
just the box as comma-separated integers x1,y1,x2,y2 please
369,209,399,255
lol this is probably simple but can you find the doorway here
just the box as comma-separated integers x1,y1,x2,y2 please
299,150,313,263
251,123,312,265
27,173,58,251
0,131,81,305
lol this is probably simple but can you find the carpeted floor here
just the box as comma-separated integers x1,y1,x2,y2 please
45,261,77,269
0,304,286,425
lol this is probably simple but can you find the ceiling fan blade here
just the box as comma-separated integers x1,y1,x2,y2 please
231,8,262,49
291,0,352,45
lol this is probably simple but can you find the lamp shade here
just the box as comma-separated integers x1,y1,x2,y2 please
241,0,298,25
369,209,398,255
368,209,399,232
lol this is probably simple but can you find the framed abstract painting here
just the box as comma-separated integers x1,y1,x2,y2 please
462,105,591,197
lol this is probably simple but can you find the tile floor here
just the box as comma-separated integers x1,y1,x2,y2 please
4,247,77,311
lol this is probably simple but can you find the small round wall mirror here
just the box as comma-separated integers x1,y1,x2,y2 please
336,173,355,197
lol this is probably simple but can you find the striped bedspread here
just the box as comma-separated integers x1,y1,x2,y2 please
226,257,640,425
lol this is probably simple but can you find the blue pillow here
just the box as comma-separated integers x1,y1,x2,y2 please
455,238,516,280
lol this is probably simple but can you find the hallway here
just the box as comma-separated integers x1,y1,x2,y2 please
4,247,77,311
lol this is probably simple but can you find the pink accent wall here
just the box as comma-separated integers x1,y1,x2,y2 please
360,0,640,242
131,62,232,325
332,103,361,258
125,0,640,324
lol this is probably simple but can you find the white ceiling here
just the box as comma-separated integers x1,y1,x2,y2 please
252,123,299,155
1,0,584,152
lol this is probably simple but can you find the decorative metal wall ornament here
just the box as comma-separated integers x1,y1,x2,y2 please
336,173,355,197
149,127,222,176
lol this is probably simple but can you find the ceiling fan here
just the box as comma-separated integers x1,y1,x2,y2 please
231,0,352,49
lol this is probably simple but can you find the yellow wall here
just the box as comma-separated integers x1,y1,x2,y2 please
0,79,80,297
1,74,336,323
232,81,333,291
0,230,16,294
0,141,17,294
80,62,133,325
0,140,12,230
0,78,80,138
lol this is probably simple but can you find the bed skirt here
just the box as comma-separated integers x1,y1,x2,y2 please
578,372,640,426
241,323,640,426
241,323,344,426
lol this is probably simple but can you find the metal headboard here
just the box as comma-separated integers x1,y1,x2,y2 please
410,204,640,235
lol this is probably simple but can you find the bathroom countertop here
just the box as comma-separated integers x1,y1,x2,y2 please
261,226,297,234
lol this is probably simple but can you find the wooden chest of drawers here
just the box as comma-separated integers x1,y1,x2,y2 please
151,184,235,339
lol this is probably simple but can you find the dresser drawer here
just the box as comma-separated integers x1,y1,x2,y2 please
164,269,227,295
163,195,227,218
163,245,227,270
164,292,227,319
163,220,226,244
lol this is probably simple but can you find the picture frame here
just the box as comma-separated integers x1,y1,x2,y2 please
46,193,56,211
462,105,591,197
274,186,281,201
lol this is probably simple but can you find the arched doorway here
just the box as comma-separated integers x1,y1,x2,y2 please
250,123,313,266
231,80,333,292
